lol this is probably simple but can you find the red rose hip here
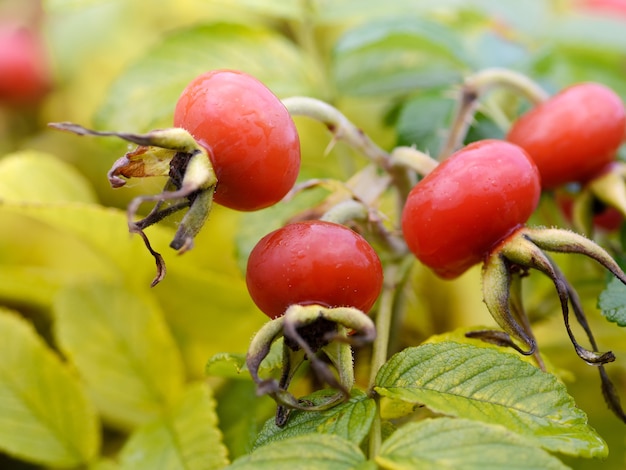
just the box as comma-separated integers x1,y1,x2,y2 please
507,82,626,189
401,139,541,279
246,221,384,319
174,70,301,211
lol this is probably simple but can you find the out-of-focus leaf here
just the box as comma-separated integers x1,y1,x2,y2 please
0,309,100,467
333,17,469,96
395,91,456,156
95,22,320,131
469,31,530,71
531,44,626,99
375,342,607,458
53,282,185,429
119,382,228,470
0,199,265,377
0,203,177,308
226,434,366,470
376,418,570,470
254,389,376,449
545,15,626,54
89,459,120,470
0,150,98,203
223,0,305,19
598,277,626,327
0,207,119,308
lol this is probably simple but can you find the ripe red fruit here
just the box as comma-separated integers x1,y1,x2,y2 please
578,0,626,18
245,221,384,319
506,82,626,189
401,140,541,279
0,24,51,106
173,70,301,211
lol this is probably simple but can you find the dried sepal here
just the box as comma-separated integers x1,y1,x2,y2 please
477,225,626,423
501,228,614,365
523,227,626,285
245,304,376,426
481,243,537,356
48,122,219,286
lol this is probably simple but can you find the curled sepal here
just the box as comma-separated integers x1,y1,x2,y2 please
481,247,537,356
500,229,615,366
245,304,375,427
523,227,626,286
48,122,219,286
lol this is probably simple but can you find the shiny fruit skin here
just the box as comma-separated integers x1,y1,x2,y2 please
507,82,626,189
245,221,384,319
401,139,541,279
174,69,301,211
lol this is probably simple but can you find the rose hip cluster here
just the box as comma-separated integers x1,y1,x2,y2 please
400,81,626,421
51,69,626,424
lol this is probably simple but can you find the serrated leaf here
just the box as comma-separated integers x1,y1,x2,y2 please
0,309,100,467
226,434,366,470
119,382,228,470
95,22,319,131
206,337,283,380
0,150,98,203
333,17,469,96
53,282,185,429
254,389,376,449
597,277,626,326
206,352,248,378
376,418,570,470
374,341,606,458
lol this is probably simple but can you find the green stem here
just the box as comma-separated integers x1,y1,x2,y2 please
367,264,400,459
368,405,382,459
438,68,549,160
282,96,414,201
390,146,439,177
368,264,399,389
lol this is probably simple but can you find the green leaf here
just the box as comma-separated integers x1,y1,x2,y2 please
545,15,626,55
206,337,283,380
395,91,456,156
0,201,262,377
333,17,469,96
206,352,248,378
0,309,100,467
226,0,306,20
597,277,626,326
0,150,98,203
95,22,320,131
374,341,606,458
0,203,181,308
216,380,276,460
254,389,376,449
119,382,229,470
53,282,185,429
376,418,570,470
226,434,366,470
